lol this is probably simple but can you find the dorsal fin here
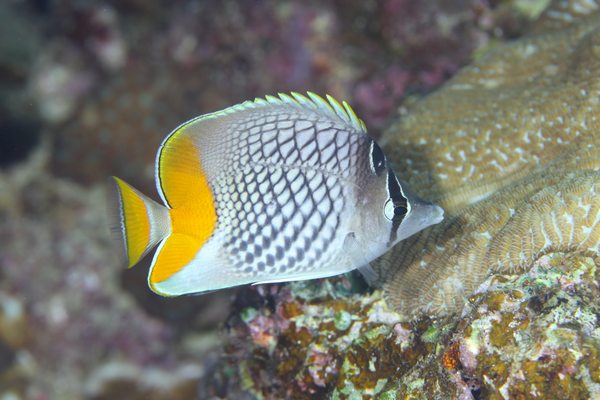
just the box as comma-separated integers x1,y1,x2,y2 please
169,92,367,141
154,92,367,205
254,92,367,133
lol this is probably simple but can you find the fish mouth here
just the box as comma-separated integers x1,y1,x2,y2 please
431,204,444,224
393,200,445,244
414,202,444,229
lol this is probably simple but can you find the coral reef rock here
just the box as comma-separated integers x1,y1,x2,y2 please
375,0,600,317
202,252,599,398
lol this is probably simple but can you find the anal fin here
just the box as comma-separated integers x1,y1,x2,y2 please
149,233,200,295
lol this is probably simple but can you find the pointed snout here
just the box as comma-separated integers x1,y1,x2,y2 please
395,197,444,242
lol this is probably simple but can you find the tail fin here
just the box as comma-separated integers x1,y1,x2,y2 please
111,177,171,268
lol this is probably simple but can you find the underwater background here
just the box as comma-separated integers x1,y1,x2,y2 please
1,0,599,399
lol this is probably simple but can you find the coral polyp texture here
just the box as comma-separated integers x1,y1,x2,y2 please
203,252,599,398
375,1,600,317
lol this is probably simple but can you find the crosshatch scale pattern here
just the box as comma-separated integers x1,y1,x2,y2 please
210,106,370,279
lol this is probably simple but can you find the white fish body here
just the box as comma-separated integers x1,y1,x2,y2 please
112,92,444,296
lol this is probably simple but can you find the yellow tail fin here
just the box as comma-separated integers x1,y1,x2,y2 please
111,177,171,267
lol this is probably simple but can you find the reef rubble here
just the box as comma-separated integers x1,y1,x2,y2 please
201,252,599,398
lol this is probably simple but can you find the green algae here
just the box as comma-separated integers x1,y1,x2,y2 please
514,0,552,19
240,307,258,323
420,325,441,344
290,279,354,302
406,377,425,392
239,361,257,395
420,321,454,345
379,390,398,400
364,325,390,343
372,378,388,394
334,310,352,331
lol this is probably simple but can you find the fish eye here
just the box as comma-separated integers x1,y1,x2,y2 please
393,201,407,218
384,169,409,222
384,199,408,221
369,140,386,175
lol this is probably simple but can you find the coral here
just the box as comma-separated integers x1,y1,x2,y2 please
84,362,202,400
390,252,600,399
199,279,436,399
30,42,97,125
534,0,600,30
453,253,600,399
201,253,599,398
375,2,600,316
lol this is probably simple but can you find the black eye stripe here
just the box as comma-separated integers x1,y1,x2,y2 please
369,140,386,175
386,170,409,246
386,170,403,201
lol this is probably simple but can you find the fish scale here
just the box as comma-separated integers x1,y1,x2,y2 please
218,163,345,277
211,110,361,278
111,92,444,295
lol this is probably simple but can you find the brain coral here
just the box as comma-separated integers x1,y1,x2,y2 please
375,0,600,317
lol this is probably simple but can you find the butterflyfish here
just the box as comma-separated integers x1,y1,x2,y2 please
111,92,444,296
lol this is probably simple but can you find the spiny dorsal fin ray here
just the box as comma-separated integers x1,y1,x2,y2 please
192,92,367,134
289,92,366,133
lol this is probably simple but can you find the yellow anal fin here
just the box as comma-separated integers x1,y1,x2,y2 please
149,233,200,294
112,177,170,267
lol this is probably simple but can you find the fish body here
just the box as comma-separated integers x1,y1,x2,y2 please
112,92,444,296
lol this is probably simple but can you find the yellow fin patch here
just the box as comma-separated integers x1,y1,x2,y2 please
152,130,217,284
113,177,152,267
149,233,200,290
